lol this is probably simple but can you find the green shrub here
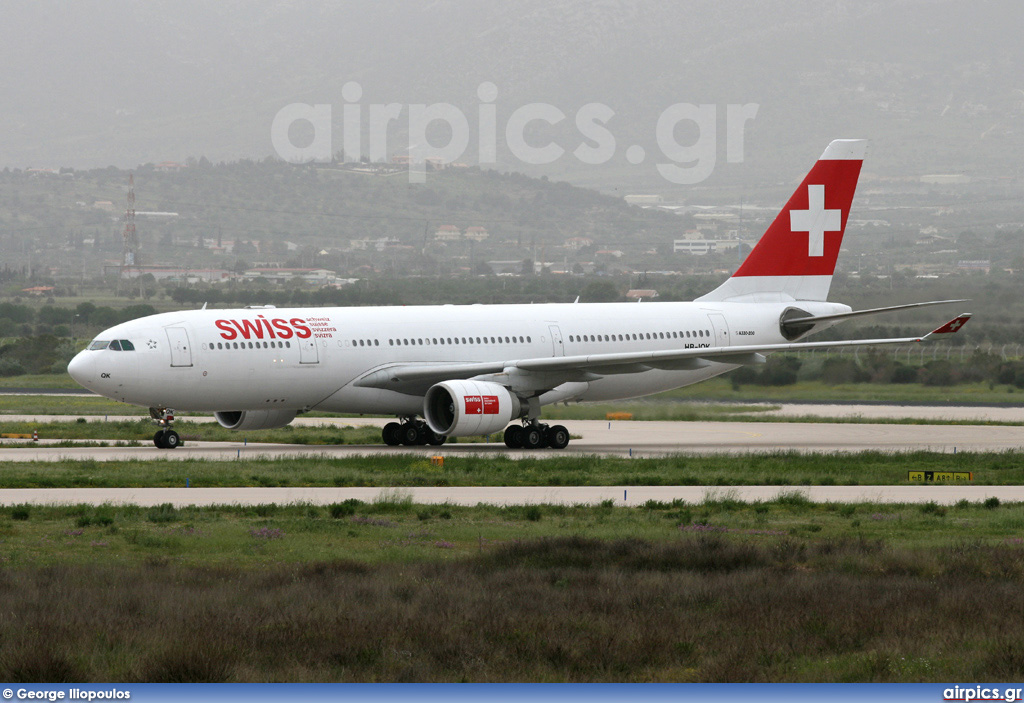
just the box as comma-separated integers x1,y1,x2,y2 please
147,503,179,523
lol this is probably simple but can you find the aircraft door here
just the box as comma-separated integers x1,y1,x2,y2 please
707,313,730,347
299,336,319,364
166,327,193,367
549,325,565,356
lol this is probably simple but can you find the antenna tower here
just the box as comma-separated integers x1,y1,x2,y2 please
119,173,139,289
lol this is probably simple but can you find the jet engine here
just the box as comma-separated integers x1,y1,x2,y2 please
214,409,297,431
424,380,521,437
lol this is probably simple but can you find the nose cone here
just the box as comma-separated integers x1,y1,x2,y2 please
67,351,96,391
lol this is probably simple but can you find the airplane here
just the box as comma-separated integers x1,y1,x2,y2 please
68,139,971,450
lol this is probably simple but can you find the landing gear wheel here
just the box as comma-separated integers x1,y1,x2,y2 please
150,407,181,449
522,427,544,449
154,430,180,449
382,422,402,446
162,430,181,449
400,423,424,446
504,425,524,448
426,431,447,446
546,425,570,449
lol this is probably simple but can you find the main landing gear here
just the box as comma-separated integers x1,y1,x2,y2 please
382,418,446,447
503,422,570,450
379,418,569,450
149,407,183,449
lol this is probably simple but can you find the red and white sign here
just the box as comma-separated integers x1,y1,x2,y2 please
464,395,500,415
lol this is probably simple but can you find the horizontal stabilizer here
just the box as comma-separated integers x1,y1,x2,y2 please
781,299,969,335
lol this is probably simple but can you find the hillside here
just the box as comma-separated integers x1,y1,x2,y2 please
0,160,686,280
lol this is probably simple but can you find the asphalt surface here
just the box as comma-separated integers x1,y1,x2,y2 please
0,485,1019,507
3,407,1024,506
3,418,1024,461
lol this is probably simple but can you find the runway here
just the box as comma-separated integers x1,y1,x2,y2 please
0,485,1019,507
4,412,1024,506
3,418,1024,461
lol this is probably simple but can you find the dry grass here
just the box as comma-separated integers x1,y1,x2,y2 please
2,536,1024,681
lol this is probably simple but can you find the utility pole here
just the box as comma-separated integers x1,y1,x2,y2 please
118,174,139,295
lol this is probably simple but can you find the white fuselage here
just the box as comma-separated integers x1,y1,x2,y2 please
68,300,848,416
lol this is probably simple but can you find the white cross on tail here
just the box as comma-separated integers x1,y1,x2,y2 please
789,184,842,257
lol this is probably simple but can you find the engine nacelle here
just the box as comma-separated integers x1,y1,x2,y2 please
424,380,521,437
214,409,297,431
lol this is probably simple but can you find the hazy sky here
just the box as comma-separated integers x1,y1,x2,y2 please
2,0,1021,190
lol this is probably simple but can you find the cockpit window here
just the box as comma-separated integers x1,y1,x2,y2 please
120,340,135,351
88,340,110,351
107,340,122,351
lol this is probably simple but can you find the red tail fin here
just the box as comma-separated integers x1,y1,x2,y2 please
698,139,866,303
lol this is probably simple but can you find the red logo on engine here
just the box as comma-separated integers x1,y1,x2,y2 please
464,395,499,415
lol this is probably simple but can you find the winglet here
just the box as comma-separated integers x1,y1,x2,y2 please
923,313,972,339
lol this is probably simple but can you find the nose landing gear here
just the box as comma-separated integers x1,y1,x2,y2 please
149,407,183,449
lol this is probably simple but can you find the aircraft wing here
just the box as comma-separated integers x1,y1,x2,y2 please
353,313,971,395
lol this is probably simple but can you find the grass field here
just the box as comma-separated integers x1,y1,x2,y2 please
0,451,1017,488
4,370,1023,682
1,497,1023,681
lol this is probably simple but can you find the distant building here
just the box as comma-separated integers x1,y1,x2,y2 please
464,226,489,242
244,268,337,284
957,260,990,273
135,211,179,219
103,266,231,283
350,237,399,252
21,286,55,295
674,239,717,255
434,225,461,241
155,162,187,172
564,237,593,250
626,289,658,300
624,195,664,205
